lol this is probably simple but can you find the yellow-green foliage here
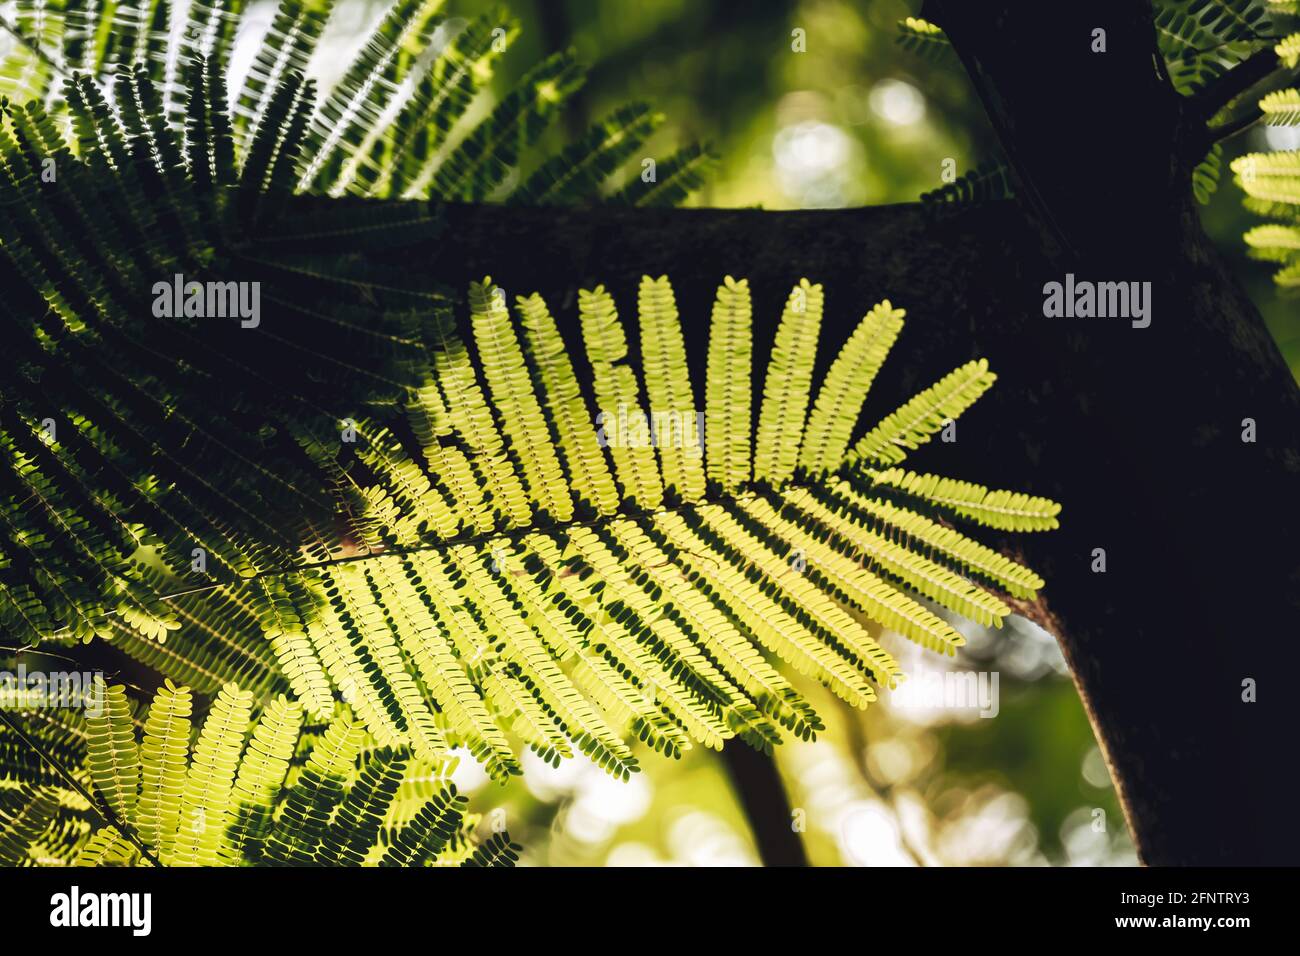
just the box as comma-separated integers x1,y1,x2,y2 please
705,277,755,490
847,359,995,466
1279,31,1300,68
518,294,622,516
83,678,138,824
1235,150,1300,204
4,264,1063,867
755,279,824,485
137,681,192,858
0,0,1061,846
1244,223,1300,261
799,300,904,476
1260,88,1300,126
1235,150,1300,286
1234,6,1300,288
53,681,515,867
232,274,1060,783
639,276,707,502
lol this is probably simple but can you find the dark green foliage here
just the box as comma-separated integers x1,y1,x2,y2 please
921,162,1015,210
1193,143,1224,205
0,785,61,865
515,102,664,204
461,830,523,868
614,141,717,206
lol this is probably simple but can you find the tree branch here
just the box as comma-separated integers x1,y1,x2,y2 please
1205,108,1264,147
720,743,808,866
1193,44,1287,120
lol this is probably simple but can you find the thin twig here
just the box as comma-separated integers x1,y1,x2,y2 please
1207,109,1264,145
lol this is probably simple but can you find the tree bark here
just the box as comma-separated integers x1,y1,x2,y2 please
283,3,1299,866
921,0,1300,866
720,744,808,866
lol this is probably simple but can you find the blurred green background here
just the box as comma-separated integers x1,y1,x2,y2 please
292,0,1297,865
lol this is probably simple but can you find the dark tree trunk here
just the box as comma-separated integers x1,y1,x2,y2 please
287,2,1298,866
720,743,808,866
920,0,1300,866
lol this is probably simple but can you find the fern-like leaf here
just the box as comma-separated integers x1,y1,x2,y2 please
922,162,1015,208
614,142,715,207
847,359,996,466
136,680,192,859
83,677,138,824
754,280,823,485
896,17,957,65
1261,88,1300,125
